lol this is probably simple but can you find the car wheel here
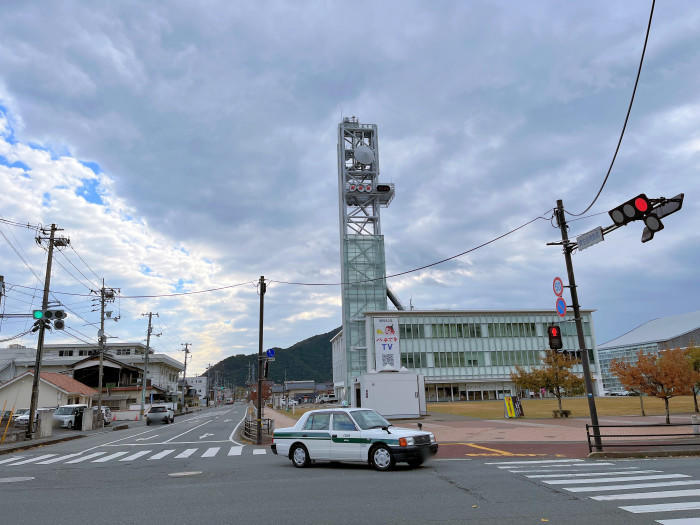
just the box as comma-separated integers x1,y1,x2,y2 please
146,420,151,426
67,421,73,430
407,458,424,468
291,444,310,468
370,445,395,472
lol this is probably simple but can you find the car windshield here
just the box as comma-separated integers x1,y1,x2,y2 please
55,407,74,415
150,407,166,412
350,410,391,430
16,409,29,415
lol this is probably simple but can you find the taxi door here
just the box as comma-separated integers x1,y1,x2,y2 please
329,412,364,461
301,412,331,459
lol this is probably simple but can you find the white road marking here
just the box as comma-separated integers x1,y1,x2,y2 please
508,465,622,473
434,458,473,461
163,421,211,443
657,518,700,524
593,489,700,501
565,480,700,493
120,450,152,462
500,462,615,470
0,476,34,483
224,419,232,422
253,449,266,455
228,446,243,456
66,452,107,464
148,449,175,460
79,427,159,454
36,453,82,464
544,474,690,485
169,471,202,477
202,447,220,458
199,433,214,440
136,435,159,441
527,470,661,479
621,501,700,514
7,454,56,466
0,456,24,465
229,412,246,445
175,448,198,459
93,451,129,463
485,459,584,465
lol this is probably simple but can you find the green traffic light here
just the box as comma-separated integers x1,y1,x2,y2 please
33,310,44,319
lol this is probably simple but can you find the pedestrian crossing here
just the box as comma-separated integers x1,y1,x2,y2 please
0,445,269,468
486,458,700,523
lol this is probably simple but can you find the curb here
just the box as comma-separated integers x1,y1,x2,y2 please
588,449,700,459
0,434,85,455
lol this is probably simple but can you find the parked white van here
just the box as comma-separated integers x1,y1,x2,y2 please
53,404,88,429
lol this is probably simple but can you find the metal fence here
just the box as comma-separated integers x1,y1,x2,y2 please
586,422,700,453
243,418,274,441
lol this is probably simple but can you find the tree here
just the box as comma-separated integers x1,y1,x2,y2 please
687,345,700,413
511,351,585,413
610,347,699,424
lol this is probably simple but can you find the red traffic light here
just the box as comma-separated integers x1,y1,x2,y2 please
634,197,648,213
609,193,651,226
550,327,558,337
548,325,563,350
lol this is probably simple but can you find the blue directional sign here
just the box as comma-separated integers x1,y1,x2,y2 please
555,297,567,318
266,348,275,358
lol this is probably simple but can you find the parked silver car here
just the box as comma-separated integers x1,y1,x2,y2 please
146,406,174,425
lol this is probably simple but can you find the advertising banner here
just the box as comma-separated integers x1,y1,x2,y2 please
374,317,400,371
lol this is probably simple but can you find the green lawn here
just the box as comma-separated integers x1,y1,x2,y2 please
428,395,698,419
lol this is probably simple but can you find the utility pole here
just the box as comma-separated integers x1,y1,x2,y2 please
93,281,118,429
555,200,603,451
257,275,266,445
181,343,191,414
206,363,211,407
139,312,159,420
27,224,69,438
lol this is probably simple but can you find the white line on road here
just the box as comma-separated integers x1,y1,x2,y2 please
135,435,159,441
148,449,175,460
253,449,266,455
79,428,160,454
499,463,615,470
66,452,107,464
0,476,34,483
564,480,700,493
485,459,584,465
657,518,700,524
621,501,700,514
543,474,690,485
120,450,152,462
0,456,24,465
36,454,82,464
228,446,243,456
202,447,220,458
508,465,621,473
229,411,246,446
175,449,197,459
527,470,661,479
93,451,129,463
104,440,230,446
7,454,56,466
593,489,700,501
199,433,214,440
163,421,211,443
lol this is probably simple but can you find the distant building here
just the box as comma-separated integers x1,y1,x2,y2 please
597,310,700,394
0,370,96,409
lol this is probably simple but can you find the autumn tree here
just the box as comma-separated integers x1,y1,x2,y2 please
511,351,585,413
610,347,699,424
687,345,700,413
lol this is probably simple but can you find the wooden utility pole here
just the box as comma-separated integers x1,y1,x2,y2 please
257,275,266,445
139,312,158,420
181,343,191,413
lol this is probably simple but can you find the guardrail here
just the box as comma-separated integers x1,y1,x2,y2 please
586,422,700,453
243,418,274,442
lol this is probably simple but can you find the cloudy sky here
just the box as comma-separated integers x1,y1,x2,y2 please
0,1,698,376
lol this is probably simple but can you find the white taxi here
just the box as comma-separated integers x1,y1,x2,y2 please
271,408,437,471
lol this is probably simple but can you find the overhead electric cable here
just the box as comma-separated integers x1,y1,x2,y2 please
56,248,100,289
68,244,102,283
569,0,656,216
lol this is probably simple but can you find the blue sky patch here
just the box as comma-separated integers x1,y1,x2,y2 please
0,154,30,173
139,264,152,275
42,192,51,207
173,278,194,292
80,160,102,174
75,178,104,205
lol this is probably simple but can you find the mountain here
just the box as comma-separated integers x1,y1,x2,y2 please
207,327,341,385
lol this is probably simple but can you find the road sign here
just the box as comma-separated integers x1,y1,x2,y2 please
552,277,564,297
555,297,567,317
576,226,604,251
266,348,275,358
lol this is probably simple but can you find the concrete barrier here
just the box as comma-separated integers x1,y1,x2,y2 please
112,424,129,431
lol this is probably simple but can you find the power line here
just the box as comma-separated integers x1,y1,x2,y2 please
51,251,96,291
55,248,100,289
568,0,656,217
68,244,102,283
0,328,33,343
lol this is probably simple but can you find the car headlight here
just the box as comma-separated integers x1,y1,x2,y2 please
429,433,436,444
398,437,415,447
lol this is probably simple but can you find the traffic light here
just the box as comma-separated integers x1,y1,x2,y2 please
608,194,651,226
548,325,563,350
31,310,66,330
641,193,684,243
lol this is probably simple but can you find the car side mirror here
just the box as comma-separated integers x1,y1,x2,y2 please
417,423,423,431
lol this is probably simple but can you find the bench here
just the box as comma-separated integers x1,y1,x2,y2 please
552,410,571,418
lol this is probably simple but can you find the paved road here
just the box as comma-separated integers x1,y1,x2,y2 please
2,403,700,524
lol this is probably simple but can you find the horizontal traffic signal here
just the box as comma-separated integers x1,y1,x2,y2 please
608,194,651,226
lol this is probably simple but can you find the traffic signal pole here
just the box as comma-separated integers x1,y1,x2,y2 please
257,275,266,445
555,200,603,451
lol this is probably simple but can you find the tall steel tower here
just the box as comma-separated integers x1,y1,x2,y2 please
337,117,397,404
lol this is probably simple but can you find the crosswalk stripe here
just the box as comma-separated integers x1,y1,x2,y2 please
7,454,56,465
93,452,129,463
657,518,700,524
486,459,584,465
509,465,626,473
544,474,690,485
175,449,197,459
253,449,266,455
0,456,24,465
37,453,82,464
564,480,700,493
621,501,700,514
592,489,700,501
120,450,152,462
228,446,243,456
148,449,175,460
66,452,107,464
527,470,661,479
202,447,220,458
502,463,615,470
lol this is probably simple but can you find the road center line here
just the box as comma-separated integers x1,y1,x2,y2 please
163,420,212,443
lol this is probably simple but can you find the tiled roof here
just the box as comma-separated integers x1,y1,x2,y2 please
598,310,700,349
38,371,97,395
